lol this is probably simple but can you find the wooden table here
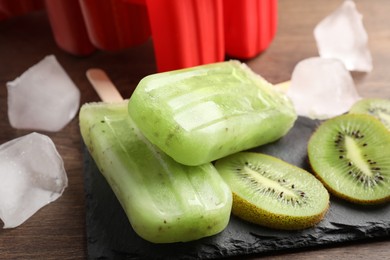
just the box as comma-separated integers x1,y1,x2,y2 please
0,0,389,259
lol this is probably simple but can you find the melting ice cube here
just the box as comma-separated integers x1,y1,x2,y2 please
286,57,361,120
6,55,80,132
0,133,68,228
314,0,373,72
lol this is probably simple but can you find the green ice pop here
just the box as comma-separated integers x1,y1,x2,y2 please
128,60,297,166
79,101,232,243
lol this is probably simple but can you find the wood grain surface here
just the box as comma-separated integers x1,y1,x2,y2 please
0,0,389,259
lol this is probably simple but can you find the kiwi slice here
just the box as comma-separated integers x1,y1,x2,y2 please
215,152,330,230
308,114,390,205
349,98,390,130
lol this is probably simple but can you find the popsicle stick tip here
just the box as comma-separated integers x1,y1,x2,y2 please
274,80,291,92
86,68,124,103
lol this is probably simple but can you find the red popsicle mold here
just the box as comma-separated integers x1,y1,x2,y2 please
1,0,277,72
45,0,95,56
224,0,277,59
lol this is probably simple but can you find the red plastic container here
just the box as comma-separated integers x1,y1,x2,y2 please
45,0,95,56
1,0,277,72
79,0,151,51
224,0,277,59
145,0,224,72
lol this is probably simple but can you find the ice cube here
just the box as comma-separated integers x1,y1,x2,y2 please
6,55,80,132
0,132,68,228
286,57,361,120
314,0,373,72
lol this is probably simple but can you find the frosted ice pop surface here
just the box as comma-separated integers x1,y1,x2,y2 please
128,61,297,166
79,101,232,243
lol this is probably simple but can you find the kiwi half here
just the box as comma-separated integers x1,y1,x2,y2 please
349,98,390,130
308,114,390,205
214,152,330,230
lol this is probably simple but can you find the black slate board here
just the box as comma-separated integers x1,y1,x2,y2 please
83,116,390,259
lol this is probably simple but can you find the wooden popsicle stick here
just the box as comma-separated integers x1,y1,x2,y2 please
86,68,124,102
274,80,290,92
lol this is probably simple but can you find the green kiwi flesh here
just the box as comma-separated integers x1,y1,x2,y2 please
349,98,390,130
308,114,390,205
215,152,330,230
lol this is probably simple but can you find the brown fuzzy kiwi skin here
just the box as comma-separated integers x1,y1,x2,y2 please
308,114,390,205
231,192,329,230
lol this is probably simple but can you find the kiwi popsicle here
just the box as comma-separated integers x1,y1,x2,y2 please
128,60,297,166
80,101,232,243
